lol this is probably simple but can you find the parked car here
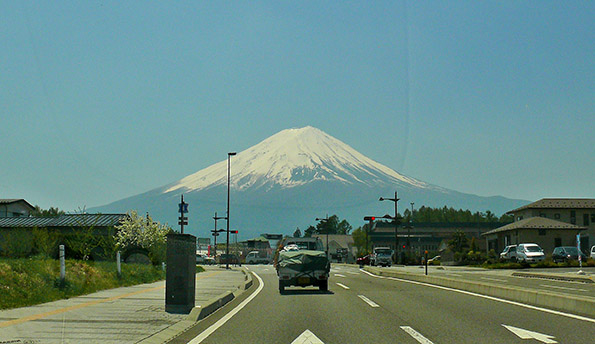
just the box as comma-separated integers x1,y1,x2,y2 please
552,246,587,263
356,254,371,267
196,253,206,264
591,246,595,260
516,243,545,263
499,245,517,261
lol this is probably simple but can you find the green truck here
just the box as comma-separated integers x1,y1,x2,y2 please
275,237,330,293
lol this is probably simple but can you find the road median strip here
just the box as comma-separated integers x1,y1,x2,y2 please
363,266,595,319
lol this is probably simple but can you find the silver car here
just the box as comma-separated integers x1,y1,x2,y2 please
516,243,545,263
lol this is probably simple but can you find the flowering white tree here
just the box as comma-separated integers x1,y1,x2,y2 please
115,211,172,264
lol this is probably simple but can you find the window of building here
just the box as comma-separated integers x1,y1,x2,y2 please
554,213,560,219
538,229,546,236
592,214,595,223
584,214,590,226
554,238,562,247
570,210,576,225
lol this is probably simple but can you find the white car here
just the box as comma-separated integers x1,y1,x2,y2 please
591,246,595,260
499,245,517,261
516,243,545,263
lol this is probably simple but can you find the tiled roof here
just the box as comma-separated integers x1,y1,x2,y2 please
0,214,126,228
481,217,586,236
507,198,595,214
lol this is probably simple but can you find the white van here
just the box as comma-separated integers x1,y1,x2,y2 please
516,243,545,263
246,251,270,264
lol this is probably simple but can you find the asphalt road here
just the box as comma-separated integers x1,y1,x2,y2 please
176,265,595,344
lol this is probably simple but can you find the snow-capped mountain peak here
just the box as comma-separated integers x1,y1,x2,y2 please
164,126,430,193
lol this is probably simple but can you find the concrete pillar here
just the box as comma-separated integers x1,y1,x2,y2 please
165,233,196,314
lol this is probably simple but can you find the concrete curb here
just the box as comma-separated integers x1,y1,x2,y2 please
241,267,254,290
364,266,595,319
187,290,235,322
137,269,249,344
511,271,594,283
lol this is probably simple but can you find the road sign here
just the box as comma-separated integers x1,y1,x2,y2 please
178,221,188,226
179,203,188,213
179,216,188,221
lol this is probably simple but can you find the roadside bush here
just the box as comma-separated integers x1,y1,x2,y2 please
0,229,34,258
0,258,166,310
32,227,59,258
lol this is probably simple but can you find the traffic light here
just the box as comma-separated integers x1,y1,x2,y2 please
230,230,238,234
364,216,375,221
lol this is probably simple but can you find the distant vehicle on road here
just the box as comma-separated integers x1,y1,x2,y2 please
246,251,270,264
276,237,330,293
516,243,545,263
552,246,587,263
217,254,240,265
357,254,371,267
196,253,206,264
371,247,393,267
499,245,517,261
591,246,595,260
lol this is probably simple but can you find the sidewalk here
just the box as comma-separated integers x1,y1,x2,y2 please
0,266,250,344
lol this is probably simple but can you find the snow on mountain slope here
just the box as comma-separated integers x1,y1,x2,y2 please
164,126,433,193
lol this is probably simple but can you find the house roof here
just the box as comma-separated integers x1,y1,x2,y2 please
507,198,595,214
481,217,586,236
0,214,127,228
0,199,35,210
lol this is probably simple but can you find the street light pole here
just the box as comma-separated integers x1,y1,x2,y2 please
380,191,400,264
226,152,236,270
409,202,414,257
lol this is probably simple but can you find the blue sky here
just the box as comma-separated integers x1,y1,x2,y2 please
2,1,593,213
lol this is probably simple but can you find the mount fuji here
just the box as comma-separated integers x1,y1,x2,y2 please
90,126,527,239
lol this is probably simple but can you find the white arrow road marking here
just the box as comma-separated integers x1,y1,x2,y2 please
345,271,359,275
189,272,264,344
291,329,325,344
358,295,380,308
335,283,350,290
502,325,557,343
400,326,434,344
334,273,346,277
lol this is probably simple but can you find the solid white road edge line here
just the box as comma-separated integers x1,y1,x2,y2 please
360,269,595,323
335,283,350,290
400,326,435,344
358,295,380,308
334,273,346,277
188,271,264,344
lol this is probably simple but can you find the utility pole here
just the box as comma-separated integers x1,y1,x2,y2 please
226,152,236,269
380,191,400,264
